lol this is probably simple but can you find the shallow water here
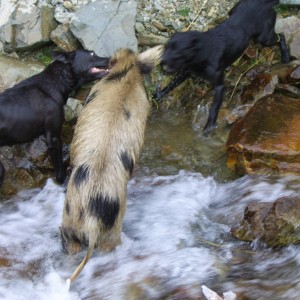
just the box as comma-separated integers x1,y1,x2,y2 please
1,109,300,300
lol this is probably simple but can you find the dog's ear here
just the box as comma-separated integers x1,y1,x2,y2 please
51,51,75,64
137,45,163,74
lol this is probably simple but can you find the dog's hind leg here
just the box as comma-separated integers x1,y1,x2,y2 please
259,31,290,63
257,13,290,64
277,33,290,64
45,131,66,184
0,160,5,188
203,70,225,135
153,71,189,99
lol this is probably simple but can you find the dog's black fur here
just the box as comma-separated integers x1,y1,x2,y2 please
156,0,290,134
0,49,109,188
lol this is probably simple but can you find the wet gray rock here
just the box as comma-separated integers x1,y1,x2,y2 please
64,97,83,122
0,139,51,196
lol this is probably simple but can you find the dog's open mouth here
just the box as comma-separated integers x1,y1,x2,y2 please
89,67,110,76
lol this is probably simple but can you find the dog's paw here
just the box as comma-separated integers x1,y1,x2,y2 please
202,121,217,137
56,169,66,185
281,54,290,64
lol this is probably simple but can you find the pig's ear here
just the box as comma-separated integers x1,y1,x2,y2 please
137,45,164,74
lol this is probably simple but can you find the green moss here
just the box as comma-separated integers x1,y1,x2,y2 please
35,46,54,66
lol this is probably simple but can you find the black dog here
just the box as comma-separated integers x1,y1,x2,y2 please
156,0,290,134
0,49,109,188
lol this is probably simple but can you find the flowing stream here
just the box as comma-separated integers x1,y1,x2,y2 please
0,108,300,300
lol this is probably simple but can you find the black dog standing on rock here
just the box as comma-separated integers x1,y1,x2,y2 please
155,0,290,134
0,49,109,188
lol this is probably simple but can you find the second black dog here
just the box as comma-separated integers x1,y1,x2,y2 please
156,0,290,134
0,49,109,188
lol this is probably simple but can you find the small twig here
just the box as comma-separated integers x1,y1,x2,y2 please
151,97,159,110
198,238,221,248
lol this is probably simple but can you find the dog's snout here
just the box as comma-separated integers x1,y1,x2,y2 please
99,57,109,67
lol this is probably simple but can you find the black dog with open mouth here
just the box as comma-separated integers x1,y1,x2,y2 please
0,49,109,188
155,0,290,134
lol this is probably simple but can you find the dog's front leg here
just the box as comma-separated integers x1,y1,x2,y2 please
45,132,66,184
0,160,5,188
203,71,225,135
153,71,189,99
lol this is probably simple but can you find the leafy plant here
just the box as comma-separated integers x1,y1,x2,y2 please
178,7,190,17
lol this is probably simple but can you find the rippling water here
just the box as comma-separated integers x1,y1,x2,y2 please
1,172,300,299
1,109,300,299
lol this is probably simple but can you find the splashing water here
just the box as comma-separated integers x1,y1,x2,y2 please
1,171,300,299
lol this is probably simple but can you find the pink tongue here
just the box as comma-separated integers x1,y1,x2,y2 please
91,67,101,73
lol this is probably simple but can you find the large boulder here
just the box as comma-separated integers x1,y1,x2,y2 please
70,0,138,56
227,94,300,175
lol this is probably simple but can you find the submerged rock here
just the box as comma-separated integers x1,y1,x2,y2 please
0,131,71,197
227,94,300,175
231,197,300,247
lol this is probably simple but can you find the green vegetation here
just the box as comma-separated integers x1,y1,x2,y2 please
275,4,293,15
178,7,190,17
34,46,54,66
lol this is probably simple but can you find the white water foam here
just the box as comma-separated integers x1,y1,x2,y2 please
1,172,300,299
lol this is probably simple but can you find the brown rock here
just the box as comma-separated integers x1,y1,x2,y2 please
241,73,278,104
275,83,300,98
271,63,300,84
231,197,300,247
227,94,300,175
50,24,81,52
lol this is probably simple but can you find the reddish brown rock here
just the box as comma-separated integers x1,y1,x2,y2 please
227,94,300,175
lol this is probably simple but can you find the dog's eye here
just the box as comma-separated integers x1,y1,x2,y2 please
90,52,95,56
